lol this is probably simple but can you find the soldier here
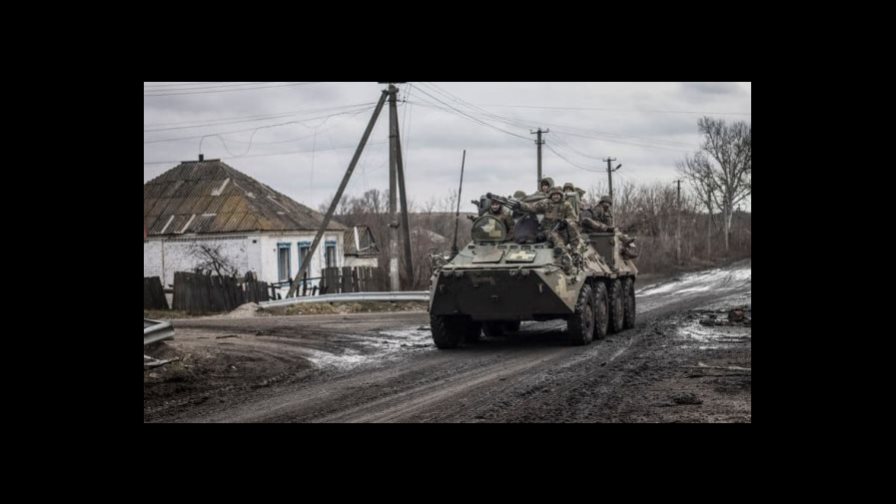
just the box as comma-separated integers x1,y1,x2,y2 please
581,195,637,256
488,197,515,239
562,182,581,214
537,177,554,196
516,186,584,252
582,195,614,232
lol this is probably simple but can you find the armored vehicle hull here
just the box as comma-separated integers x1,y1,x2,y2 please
429,212,637,349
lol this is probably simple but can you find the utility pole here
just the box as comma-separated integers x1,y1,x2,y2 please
386,85,401,291
675,179,682,265
707,185,713,259
531,128,549,187
604,157,621,202
388,84,413,289
286,90,388,298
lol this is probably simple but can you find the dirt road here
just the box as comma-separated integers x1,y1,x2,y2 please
144,260,751,422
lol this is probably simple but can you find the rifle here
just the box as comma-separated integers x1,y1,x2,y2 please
485,192,527,213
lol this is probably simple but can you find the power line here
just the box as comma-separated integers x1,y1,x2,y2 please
408,90,531,142
143,102,376,131
544,142,593,171
551,130,692,153
412,83,696,149
144,82,319,97
479,103,752,116
143,81,247,88
143,82,272,92
143,141,389,165
143,105,375,144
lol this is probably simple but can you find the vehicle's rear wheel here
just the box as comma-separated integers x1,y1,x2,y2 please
431,314,468,349
568,283,595,346
608,278,625,334
504,320,521,333
593,282,609,340
622,277,636,329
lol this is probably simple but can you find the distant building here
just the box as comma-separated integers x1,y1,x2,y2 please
343,226,379,267
143,157,346,294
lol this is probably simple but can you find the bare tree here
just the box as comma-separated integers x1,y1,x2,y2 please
191,243,239,277
696,117,751,253
679,151,715,258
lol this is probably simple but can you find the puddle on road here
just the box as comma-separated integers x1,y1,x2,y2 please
677,319,751,350
302,326,433,370
637,265,752,297
300,347,371,371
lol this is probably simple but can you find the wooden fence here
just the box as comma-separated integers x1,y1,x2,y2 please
143,276,169,310
172,271,270,313
319,266,383,294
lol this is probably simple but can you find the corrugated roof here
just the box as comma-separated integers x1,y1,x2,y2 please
144,159,345,236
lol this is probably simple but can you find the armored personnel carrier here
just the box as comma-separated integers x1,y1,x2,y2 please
428,191,638,349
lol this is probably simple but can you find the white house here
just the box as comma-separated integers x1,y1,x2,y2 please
144,157,346,296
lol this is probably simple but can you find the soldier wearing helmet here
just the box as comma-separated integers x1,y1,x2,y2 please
516,186,584,252
581,195,637,256
582,195,614,232
538,177,554,196
487,196,515,239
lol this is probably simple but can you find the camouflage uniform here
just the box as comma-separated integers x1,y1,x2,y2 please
488,204,515,238
519,187,584,250
581,195,614,232
581,196,637,257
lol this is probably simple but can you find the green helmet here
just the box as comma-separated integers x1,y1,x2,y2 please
540,177,554,190
563,182,575,191
513,190,527,199
550,186,564,197
599,195,612,205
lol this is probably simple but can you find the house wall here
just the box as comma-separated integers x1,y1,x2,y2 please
144,231,345,296
344,256,379,268
144,235,254,287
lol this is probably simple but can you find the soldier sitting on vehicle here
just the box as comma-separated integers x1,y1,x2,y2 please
537,177,554,196
487,197,515,240
582,195,614,232
582,195,639,258
514,186,586,254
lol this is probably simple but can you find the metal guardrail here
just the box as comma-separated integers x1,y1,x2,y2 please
258,291,430,309
144,318,175,346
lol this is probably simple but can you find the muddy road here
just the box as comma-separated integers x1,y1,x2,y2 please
144,260,751,423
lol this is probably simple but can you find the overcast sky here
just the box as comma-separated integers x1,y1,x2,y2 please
144,82,751,212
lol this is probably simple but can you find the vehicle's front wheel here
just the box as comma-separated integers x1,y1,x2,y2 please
465,320,483,343
482,321,505,338
431,314,468,349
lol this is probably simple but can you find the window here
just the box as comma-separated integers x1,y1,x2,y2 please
277,243,291,282
297,242,311,272
325,241,337,268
